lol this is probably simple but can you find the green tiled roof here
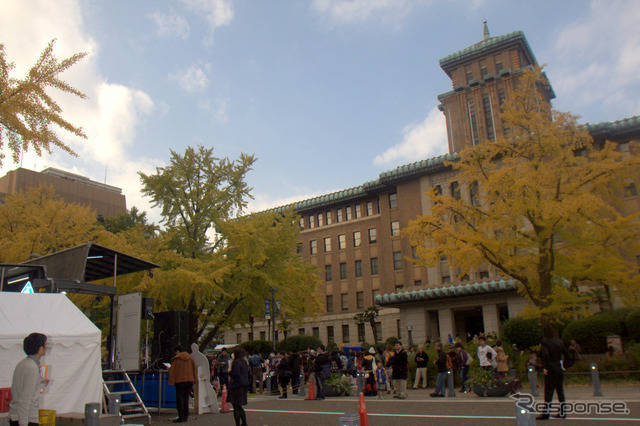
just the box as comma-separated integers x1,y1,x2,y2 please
263,153,456,214
375,279,519,306
439,30,538,71
586,115,640,140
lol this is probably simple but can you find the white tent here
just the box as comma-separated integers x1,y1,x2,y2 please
0,293,103,414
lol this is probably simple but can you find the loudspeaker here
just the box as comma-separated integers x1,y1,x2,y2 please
142,298,154,320
152,311,190,366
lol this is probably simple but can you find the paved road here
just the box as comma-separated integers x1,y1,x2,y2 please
150,385,640,425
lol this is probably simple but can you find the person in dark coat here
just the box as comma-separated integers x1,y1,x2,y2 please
388,341,408,399
430,342,447,397
278,352,292,398
228,347,250,426
537,337,569,420
313,345,331,400
289,350,302,394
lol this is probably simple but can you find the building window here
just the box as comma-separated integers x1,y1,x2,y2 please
483,96,496,142
393,251,402,270
374,322,382,340
466,71,473,84
496,61,503,73
468,100,479,146
299,218,305,229
415,279,422,286
470,180,480,206
479,270,490,279
337,208,343,223
355,204,362,219
317,213,324,227
237,333,242,343
327,326,335,343
434,185,442,196
325,265,332,281
324,237,331,252
355,260,362,277
366,201,374,216
310,240,317,255
260,331,266,340
397,319,402,339
395,284,404,292
481,66,488,79
450,181,460,200
340,262,347,280
442,275,451,284
353,231,361,247
624,182,638,197
248,331,254,341
371,257,379,275
346,206,353,221
309,215,315,229
338,234,346,250
372,289,380,301
341,293,348,310
389,193,398,209
356,291,364,309
298,328,305,335
391,221,400,236
326,211,333,225
357,323,365,342
368,228,377,244
312,327,319,338
326,295,333,312
342,324,350,343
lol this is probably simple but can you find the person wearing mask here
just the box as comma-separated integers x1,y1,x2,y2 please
413,345,428,389
168,345,197,423
228,347,250,426
9,333,49,426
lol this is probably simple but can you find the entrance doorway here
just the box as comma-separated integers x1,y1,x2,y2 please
454,307,484,342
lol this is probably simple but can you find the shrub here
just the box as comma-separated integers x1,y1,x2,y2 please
385,336,399,347
626,342,640,369
238,340,271,355
327,341,339,352
500,318,543,350
626,310,640,342
561,313,624,353
279,335,322,353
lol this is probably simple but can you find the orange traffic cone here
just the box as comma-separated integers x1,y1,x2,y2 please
305,375,316,400
220,385,232,413
358,392,370,426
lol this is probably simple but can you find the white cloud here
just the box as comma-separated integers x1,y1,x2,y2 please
170,63,211,93
0,0,161,221
549,0,640,120
311,0,427,27
373,107,447,166
147,11,190,39
180,0,234,45
215,98,229,123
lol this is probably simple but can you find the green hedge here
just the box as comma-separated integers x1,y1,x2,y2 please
280,335,323,353
561,313,624,353
500,318,543,350
626,310,640,342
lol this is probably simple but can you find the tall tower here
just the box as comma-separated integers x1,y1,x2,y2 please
437,21,555,153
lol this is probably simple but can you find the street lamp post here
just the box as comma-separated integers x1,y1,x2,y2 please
406,325,414,350
269,286,278,352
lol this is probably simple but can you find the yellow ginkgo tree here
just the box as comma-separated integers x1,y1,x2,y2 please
406,68,640,337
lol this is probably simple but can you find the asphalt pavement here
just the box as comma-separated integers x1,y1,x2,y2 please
149,384,640,425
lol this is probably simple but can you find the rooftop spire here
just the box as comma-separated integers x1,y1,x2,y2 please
483,19,490,40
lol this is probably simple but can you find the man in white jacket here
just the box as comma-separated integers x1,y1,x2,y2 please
9,333,49,426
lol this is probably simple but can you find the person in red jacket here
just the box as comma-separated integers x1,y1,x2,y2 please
169,345,197,423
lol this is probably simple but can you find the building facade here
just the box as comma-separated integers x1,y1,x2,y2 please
225,25,640,347
0,167,126,218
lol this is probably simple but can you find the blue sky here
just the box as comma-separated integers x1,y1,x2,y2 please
1,0,639,224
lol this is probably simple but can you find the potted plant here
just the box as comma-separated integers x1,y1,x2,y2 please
324,374,351,397
467,368,521,397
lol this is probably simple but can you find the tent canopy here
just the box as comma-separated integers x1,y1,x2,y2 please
0,293,103,414
22,242,159,284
